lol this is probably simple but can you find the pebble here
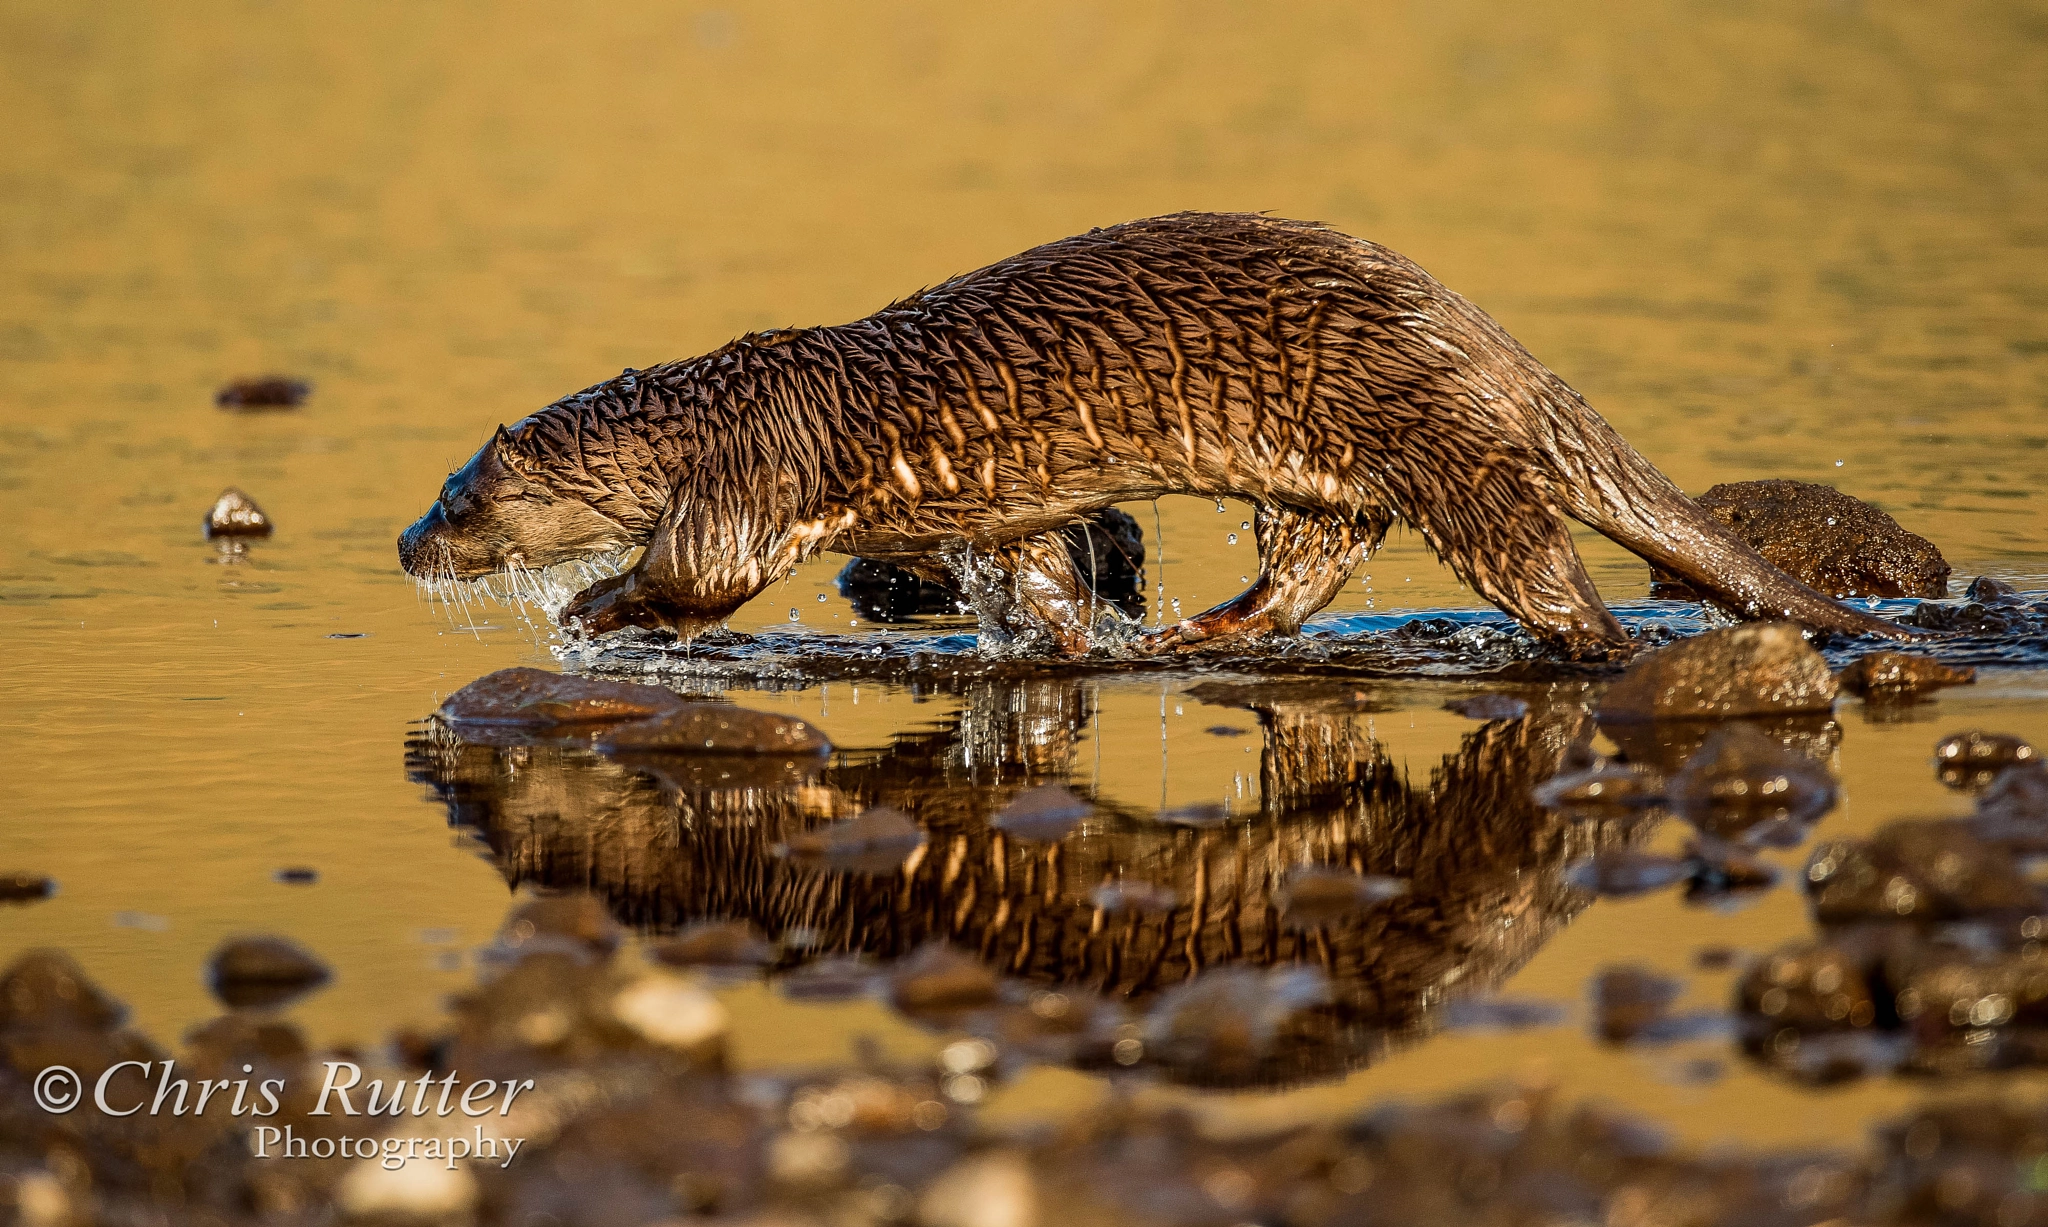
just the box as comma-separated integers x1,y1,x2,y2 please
438,667,688,728
1805,820,2039,922
1935,730,2038,790
1598,623,1838,721
1837,651,1975,698
1589,966,1682,1043
1665,724,1837,845
206,936,331,1009
0,872,55,903
214,376,311,409
1563,850,1692,897
648,919,776,969
202,487,273,538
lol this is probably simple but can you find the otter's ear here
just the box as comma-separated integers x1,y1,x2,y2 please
491,425,546,482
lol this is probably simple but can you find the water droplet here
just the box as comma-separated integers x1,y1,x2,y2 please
1170,598,1183,616
817,593,827,602
1216,501,1226,512
1835,459,1845,467
788,608,800,622
1226,533,1238,545
1240,521,1250,530
1240,575,1249,583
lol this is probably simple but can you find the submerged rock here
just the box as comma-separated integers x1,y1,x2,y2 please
0,872,55,903
1838,651,1975,698
838,508,1146,623
1442,694,1529,721
1666,724,1838,845
1935,730,2038,790
1804,820,2039,923
1734,942,1901,1081
1274,867,1409,926
1598,623,1838,722
595,705,831,755
202,487,273,538
215,375,310,409
778,806,927,873
1648,479,1950,599
206,936,331,1009
438,667,687,728
989,784,1093,841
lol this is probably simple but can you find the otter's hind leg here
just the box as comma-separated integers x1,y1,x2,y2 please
1143,505,1384,652
944,532,1125,654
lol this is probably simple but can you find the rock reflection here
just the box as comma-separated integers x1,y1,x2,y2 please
407,677,1627,1086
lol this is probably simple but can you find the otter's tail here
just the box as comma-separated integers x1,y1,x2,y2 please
1544,412,1911,642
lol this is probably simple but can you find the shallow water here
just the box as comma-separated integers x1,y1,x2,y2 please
6,0,2048,1165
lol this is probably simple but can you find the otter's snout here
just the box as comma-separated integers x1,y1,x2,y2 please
397,502,488,579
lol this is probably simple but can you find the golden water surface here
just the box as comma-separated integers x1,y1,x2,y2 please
6,0,2048,1151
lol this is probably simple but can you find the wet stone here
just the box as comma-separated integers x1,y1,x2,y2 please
1140,966,1331,1079
271,866,317,885
202,486,273,538
1590,966,1683,1043
1442,693,1529,721
1274,867,1409,926
1666,724,1838,846
1737,942,1880,1040
989,784,1093,841
779,806,927,874
595,704,832,755
1598,622,1838,722
1805,820,2040,923
206,936,331,1010
649,920,777,969
0,872,55,903
490,892,623,964
1905,577,2042,634
215,375,311,409
1564,849,1693,898
1838,651,1976,698
438,666,688,728
1889,945,2048,1073
890,944,1002,1018
1936,730,2039,789
1647,479,1951,599
0,949,128,1032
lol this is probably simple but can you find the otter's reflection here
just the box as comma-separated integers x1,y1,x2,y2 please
406,678,1626,1086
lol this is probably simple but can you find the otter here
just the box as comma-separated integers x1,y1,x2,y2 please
397,212,1905,655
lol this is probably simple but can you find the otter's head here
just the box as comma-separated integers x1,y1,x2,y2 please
397,426,631,581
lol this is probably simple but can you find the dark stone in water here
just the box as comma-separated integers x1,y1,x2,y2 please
649,920,776,969
778,806,927,874
1735,942,1886,1072
1647,479,1950,599
0,949,128,1031
271,866,317,885
1589,966,1682,1043
1905,575,2040,634
1681,839,1780,901
1598,623,1837,722
837,507,1146,623
202,487,273,538
989,784,1093,841
1973,764,2048,850
215,375,310,409
1804,820,2040,923
438,667,687,728
595,705,831,755
206,936,331,1009
1935,730,2038,790
1837,651,1975,698
1442,693,1529,721
1666,724,1838,846
0,872,55,903
1564,850,1692,898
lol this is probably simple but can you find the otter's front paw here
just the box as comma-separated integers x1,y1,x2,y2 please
1135,620,1215,655
561,572,654,636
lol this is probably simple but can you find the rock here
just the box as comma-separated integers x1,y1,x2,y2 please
0,872,55,903
1973,764,2048,850
1666,724,1838,845
1274,868,1409,926
1838,651,1975,698
270,866,317,885
989,784,1093,841
1889,945,2048,1073
1905,576,2040,634
1089,881,1178,913
838,508,1146,623
0,950,127,1031
206,937,331,1009
214,375,311,410
202,487,273,538
1966,575,2023,603
437,667,687,728
1804,820,2039,923
648,920,776,969
609,972,729,1052
1647,479,1950,599
778,806,926,874
1531,760,1666,814
1589,966,1682,1043
595,704,832,755
1598,623,1837,722
889,944,1001,1016
1736,943,1879,1037
1442,694,1528,721
1141,966,1331,1077
1935,730,2038,789
491,893,623,964
1563,850,1693,898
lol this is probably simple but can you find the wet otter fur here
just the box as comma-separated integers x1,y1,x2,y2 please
397,212,1906,655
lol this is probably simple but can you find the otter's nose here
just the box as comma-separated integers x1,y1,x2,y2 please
396,503,448,575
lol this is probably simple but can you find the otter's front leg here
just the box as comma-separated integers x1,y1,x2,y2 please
1143,505,1384,652
561,479,799,638
942,533,1126,655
